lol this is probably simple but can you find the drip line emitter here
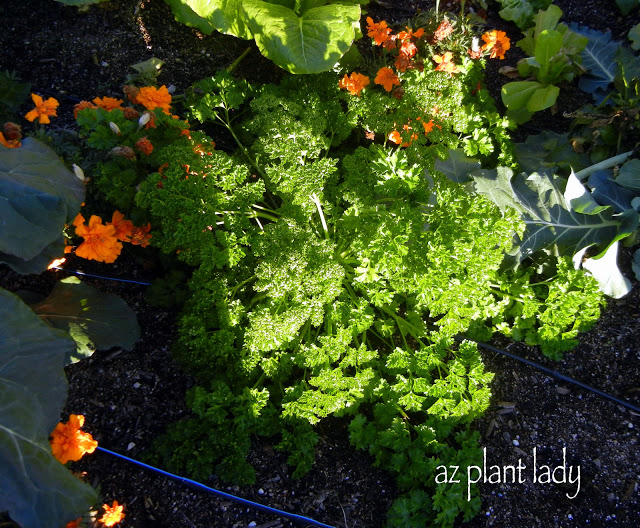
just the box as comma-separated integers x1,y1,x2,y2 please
51,264,640,527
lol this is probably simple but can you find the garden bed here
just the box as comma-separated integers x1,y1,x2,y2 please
1,1,639,527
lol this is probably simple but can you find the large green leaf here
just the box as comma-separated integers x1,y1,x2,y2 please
568,25,618,101
582,242,631,298
163,0,251,39
31,277,141,362
0,138,84,274
534,29,563,82
243,0,361,73
514,131,590,174
615,0,640,16
0,289,97,528
501,81,540,123
434,149,480,184
615,159,640,192
630,23,640,50
471,167,639,265
526,84,559,112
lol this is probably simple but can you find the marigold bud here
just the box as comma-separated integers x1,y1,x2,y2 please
109,122,121,135
72,164,85,181
137,112,151,129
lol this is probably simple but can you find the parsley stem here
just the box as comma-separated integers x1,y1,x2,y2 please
310,193,330,239
230,275,257,298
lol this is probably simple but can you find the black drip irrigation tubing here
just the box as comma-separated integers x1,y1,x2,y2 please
461,336,640,414
96,447,337,528
50,264,640,414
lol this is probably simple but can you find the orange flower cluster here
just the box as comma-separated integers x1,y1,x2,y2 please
387,116,439,147
431,19,454,43
338,71,370,96
25,93,59,124
99,501,126,527
69,211,151,263
74,85,173,121
481,30,511,60
49,414,98,464
433,51,460,74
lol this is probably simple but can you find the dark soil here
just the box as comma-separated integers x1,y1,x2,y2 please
1,1,639,527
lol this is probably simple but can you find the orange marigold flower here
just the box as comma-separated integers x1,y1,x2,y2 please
130,223,152,247
72,213,85,228
110,210,134,242
92,96,124,111
73,101,97,119
433,51,459,74
136,85,172,113
25,93,59,124
3,122,22,141
49,414,98,464
481,30,511,60
422,119,436,134
75,215,123,263
366,17,392,46
135,136,154,155
122,106,140,120
123,85,140,104
392,86,405,100
398,26,425,42
0,131,20,148
388,130,402,145
65,517,82,528
395,52,412,73
338,72,370,96
382,34,397,51
99,501,125,527
374,67,401,92
399,40,418,59
432,19,454,43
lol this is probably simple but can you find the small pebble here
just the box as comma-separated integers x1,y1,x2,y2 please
512,439,519,446
133,382,141,389
258,488,264,495
127,442,136,451
248,522,256,527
